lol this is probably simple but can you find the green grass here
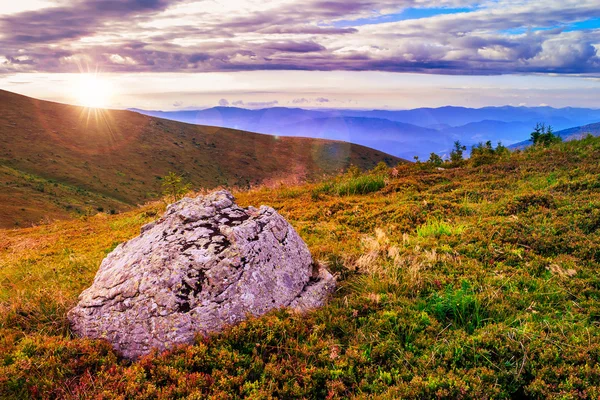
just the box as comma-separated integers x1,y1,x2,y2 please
334,174,386,196
313,174,386,197
423,281,488,334
1,137,600,398
416,219,466,237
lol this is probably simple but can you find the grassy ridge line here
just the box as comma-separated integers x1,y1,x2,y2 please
0,89,402,228
1,137,600,398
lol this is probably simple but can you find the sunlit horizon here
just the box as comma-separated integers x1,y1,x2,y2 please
3,70,600,112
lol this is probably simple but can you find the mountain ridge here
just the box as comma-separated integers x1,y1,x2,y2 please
132,105,600,158
0,89,401,228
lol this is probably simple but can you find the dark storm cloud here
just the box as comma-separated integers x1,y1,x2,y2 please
0,0,599,76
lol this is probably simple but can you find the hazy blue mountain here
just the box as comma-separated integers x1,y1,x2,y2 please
332,106,600,129
133,105,600,130
130,107,330,133
131,105,600,159
509,122,600,149
274,117,449,160
441,120,545,144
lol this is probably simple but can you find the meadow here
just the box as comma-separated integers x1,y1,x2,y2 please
1,136,600,399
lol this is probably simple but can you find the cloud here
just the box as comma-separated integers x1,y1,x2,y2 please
0,0,179,44
0,0,599,75
264,41,326,53
245,100,279,108
229,99,279,108
291,97,331,105
218,98,230,106
109,54,137,65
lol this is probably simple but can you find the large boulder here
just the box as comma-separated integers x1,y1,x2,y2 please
68,191,335,359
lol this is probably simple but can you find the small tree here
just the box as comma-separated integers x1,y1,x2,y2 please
449,140,467,166
161,172,192,202
531,123,543,145
495,141,510,158
426,152,444,167
470,141,509,167
531,123,561,147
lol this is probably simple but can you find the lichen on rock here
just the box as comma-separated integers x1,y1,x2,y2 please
68,190,335,359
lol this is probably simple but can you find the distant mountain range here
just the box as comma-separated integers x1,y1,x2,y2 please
131,106,600,159
0,90,399,228
509,122,600,149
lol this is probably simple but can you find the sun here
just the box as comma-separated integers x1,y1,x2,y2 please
74,74,114,108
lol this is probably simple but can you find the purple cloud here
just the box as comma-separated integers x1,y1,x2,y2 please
0,0,599,76
265,41,326,53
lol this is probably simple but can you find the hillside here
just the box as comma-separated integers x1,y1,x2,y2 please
0,90,400,228
1,136,600,398
509,122,600,149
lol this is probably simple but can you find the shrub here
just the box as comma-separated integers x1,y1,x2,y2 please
345,164,361,178
371,161,389,176
504,192,556,215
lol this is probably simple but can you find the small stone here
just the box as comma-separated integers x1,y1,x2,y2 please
68,190,335,359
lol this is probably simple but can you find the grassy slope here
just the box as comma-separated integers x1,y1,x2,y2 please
0,90,400,228
1,137,600,398
0,165,130,227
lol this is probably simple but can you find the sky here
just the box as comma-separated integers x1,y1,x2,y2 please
0,0,599,110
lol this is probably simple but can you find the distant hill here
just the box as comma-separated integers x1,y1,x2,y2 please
130,107,330,132
509,122,600,149
442,120,546,144
133,105,600,158
273,117,448,160
331,106,595,128
0,90,401,227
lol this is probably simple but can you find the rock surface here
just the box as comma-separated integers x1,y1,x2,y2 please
68,190,335,359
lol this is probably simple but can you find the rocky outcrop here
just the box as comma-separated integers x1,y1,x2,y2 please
68,191,335,359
